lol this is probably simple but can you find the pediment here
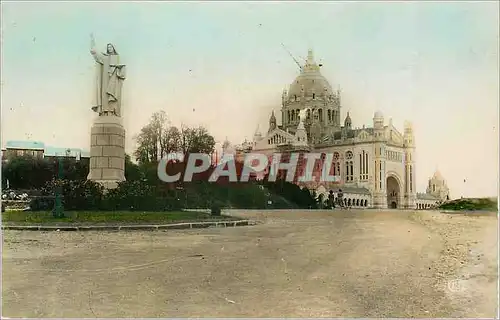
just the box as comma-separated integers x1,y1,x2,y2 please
356,129,371,141
254,128,295,149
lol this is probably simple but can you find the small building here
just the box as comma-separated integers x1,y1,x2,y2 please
4,141,45,160
2,140,90,166
426,170,450,202
416,170,450,209
43,146,90,166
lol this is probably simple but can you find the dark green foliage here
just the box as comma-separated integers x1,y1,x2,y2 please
29,196,56,211
439,198,497,211
5,151,309,212
263,179,318,209
103,180,182,211
124,154,142,181
2,155,89,189
40,179,104,211
2,153,140,190
210,201,222,216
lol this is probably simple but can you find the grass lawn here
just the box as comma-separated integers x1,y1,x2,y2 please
1,210,236,226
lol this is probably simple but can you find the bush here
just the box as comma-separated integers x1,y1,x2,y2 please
41,179,104,210
103,180,183,211
28,174,310,212
210,202,222,216
263,179,317,209
29,196,56,211
2,155,89,190
439,198,497,211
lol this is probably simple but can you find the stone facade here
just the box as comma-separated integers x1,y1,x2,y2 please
237,49,420,209
87,115,126,189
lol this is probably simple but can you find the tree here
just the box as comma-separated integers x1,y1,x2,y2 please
162,126,181,155
134,111,170,164
125,154,142,181
134,111,216,164
179,125,216,154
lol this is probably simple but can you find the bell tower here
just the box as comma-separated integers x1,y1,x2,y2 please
372,111,387,208
403,121,417,209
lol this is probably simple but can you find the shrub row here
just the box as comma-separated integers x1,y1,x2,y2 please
30,178,311,212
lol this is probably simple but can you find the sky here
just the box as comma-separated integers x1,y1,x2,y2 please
1,1,498,198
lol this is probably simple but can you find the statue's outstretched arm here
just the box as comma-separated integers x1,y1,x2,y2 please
90,33,103,63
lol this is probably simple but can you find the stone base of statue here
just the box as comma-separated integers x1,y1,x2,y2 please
87,115,126,190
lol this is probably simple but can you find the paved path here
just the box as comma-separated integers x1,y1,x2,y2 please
2,209,497,318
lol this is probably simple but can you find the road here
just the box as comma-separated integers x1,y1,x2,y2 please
2,209,498,318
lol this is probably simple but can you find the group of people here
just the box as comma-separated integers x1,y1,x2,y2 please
326,189,347,209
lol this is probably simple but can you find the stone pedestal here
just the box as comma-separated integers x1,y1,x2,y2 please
87,115,125,189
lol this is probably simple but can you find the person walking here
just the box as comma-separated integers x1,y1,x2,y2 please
328,190,335,209
337,189,345,209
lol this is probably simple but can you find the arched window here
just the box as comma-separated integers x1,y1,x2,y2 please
345,159,354,182
312,93,316,99
356,199,359,206
294,95,297,101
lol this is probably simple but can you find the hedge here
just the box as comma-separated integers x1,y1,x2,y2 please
31,178,309,212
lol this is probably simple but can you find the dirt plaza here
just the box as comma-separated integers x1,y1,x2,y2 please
2,209,498,318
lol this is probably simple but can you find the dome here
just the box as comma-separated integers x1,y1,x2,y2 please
432,170,444,181
374,111,384,119
287,49,334,100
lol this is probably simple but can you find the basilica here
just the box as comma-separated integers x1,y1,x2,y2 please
232,49,449,209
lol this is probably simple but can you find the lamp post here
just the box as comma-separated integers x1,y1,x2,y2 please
52,151,65,218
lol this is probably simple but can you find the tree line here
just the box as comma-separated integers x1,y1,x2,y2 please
133,111,216,164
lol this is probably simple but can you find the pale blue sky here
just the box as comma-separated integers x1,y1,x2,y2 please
1,1,498,197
